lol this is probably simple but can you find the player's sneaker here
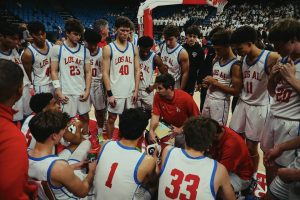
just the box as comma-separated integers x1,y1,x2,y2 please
242,177,258,196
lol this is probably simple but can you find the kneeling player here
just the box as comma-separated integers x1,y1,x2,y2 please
28,111,96,199
158,116,235,199
94,108,157,200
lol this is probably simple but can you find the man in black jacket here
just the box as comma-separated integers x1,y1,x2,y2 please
182,26,204,96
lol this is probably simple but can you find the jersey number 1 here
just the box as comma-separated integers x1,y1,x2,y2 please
105,162,118,188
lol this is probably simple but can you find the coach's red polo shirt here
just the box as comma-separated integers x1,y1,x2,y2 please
0,103,32,199
152,89,200,128
210,126,255,180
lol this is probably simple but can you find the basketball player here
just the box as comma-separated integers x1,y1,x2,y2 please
94,108,157,200
0,22,32,122
202,30,242,125
22,21,54,94
84,28,106,142
265,136,300,200
161,25,189,89
28,110,96,199
51,19,92,136
21,93,82,154
102,16,140,138
158,116,235,200
137,36,166,114
229,26,280,173
260,19,300,190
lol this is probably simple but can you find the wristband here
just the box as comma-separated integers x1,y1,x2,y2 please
107,90,113,97
52,80,61,89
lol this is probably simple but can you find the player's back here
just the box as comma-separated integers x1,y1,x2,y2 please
94,141,145,200
158,147,217,200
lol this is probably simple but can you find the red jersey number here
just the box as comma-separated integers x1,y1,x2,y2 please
140,71,144,80
45,67,51,77
165,168,200,200
276,88,292,103
246,81,253,94
70,66,80,76
92,68,97,77
105,162,118,188
119,65,129,75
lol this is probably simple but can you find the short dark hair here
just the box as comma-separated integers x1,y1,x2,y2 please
185,25,201,38
138,36,154,48
230,26,257,44
27,21,45,35
211,30,231,46
0,22,22,37
93,19,108,33
29,111,70,143
65,18,84,34
119,108,148,140
30,93,53,113
206,118,223,134
183,117,217,151
84,28,101,45
0,59,24,102
268,18,300,43
208,26,225,40
155,73,175,90
115,16,132,29
163,25,180,38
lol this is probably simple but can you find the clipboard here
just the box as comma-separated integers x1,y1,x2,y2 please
146,120,172,139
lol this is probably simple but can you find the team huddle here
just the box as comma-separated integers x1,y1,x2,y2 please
0,14,300,200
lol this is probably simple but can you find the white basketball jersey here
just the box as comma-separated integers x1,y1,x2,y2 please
28,154,78,199
94,141,145,200
109,42,135,98
58,42,87,95
91,47,103,84
208,58,239,100
158,148,217,200
0,48,31,86
161,43,184,82
240,50,270,105
139,52,156,90
21,114,36,150
271,58,300,120
27,41,52,86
